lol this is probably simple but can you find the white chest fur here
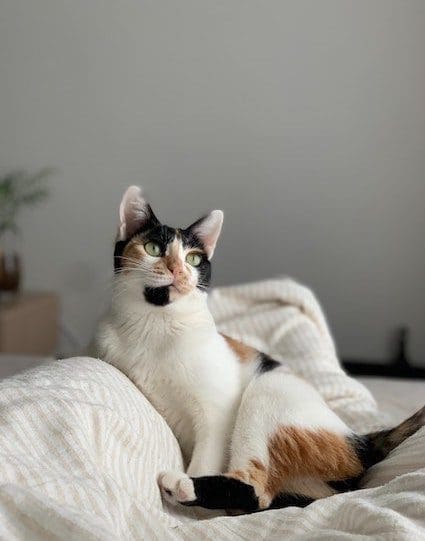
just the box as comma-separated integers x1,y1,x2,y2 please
95,291,242,462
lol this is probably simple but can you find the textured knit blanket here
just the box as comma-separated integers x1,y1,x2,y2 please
0,279,424,540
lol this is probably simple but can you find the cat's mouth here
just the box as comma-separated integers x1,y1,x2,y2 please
147,282,182,295
145,277,193,298
169,284,191,298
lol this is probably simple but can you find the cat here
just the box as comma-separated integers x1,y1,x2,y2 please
94,185,425,513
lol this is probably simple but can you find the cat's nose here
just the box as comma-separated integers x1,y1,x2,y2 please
167,261,183,276
171,266,184,277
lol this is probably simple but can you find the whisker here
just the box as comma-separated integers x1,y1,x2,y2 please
116,255,143,263
115,268,145,274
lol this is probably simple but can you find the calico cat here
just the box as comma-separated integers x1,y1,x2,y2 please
94,185,425,513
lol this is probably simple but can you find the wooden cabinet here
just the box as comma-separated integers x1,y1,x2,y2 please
0,293,58,355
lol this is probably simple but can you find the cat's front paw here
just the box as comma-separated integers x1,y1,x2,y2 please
158,471,196,506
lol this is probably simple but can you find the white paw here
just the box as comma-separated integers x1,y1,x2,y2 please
158,470,196,506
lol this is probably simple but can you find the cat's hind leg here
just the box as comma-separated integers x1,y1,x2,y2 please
159,368,362,512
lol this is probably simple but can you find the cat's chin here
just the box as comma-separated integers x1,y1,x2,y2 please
169,284,191,295
169,284,196,301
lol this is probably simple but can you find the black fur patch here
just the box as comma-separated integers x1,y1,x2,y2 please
181,220,206,251
349,434,385,471
328,477,361,492
183,476,314,512
144,225,177,255
181,225,211,290
144,286,170,306
257,353,280,374
183,476,259,512
141,203,161,230
194,256,211,291
269,492,314,509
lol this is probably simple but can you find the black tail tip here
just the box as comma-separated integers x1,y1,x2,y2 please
360,404,425,469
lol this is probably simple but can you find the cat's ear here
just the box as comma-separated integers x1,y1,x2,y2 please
118,185,159,240
188,210,223,259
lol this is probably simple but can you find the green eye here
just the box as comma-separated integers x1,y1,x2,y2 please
144,241,161,257
186,252,202,267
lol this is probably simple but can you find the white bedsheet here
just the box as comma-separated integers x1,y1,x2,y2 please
359,377,425,422
0,279,424,540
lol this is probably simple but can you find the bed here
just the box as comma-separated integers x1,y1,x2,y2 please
358,377,425,422
0,279,424,540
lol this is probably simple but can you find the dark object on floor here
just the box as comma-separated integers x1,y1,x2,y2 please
343,328,425,379
0,251,21,292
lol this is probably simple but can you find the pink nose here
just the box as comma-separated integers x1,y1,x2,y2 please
168,263,183,277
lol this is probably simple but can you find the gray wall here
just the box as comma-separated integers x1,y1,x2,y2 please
1,1,424,362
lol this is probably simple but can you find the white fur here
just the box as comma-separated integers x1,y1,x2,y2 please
95,289,242,475
158,471,195,504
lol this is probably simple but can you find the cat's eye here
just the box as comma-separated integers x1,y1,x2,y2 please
144,241,161,257
186,252,202,267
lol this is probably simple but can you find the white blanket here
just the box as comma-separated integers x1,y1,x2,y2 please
0,279,424,540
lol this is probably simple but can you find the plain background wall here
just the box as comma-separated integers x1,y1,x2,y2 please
1,1,424,362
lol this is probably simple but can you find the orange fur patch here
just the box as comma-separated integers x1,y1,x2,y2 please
268,427,363,488
221,334,258,364
121,239,145,270
228,427,363,507
226,460,270,508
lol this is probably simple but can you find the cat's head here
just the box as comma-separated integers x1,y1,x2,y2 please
113,186,223,306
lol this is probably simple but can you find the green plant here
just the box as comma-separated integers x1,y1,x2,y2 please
0,169,52,239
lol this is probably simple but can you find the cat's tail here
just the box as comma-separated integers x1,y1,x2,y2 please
356,405,425,470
